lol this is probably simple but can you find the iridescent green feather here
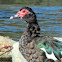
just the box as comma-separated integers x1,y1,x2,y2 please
36,36,62,59
37,41,52,54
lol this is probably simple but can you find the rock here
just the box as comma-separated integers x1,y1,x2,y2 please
0,36,16,62
12,42,28,62
53,37,62,41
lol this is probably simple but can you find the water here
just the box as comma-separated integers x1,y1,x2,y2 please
0,5,62,41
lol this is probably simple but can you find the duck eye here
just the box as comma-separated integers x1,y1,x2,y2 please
22,10,25,13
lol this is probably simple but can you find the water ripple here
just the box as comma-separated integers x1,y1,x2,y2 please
0,6,62,41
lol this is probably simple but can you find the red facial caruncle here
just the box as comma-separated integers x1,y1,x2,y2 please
10,9,29,19
18,9,29,19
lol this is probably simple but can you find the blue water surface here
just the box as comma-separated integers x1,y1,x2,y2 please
0,5,62,41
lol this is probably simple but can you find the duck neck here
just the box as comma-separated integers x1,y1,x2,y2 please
25,20,40,39
19,20,40,47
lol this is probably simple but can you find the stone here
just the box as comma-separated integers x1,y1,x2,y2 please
0,36,16,62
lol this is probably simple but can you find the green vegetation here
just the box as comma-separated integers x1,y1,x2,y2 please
0,0,62,6
0,0,42,5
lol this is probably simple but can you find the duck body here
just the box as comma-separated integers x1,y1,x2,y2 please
40,48,57,61
19,35,62,62
10,7,62,62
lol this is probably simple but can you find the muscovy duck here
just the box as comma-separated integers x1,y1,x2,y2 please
10,7,62,62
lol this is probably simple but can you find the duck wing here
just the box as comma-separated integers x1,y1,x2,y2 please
35,36,62,60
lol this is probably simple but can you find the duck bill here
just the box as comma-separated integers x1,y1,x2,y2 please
10,13,19,19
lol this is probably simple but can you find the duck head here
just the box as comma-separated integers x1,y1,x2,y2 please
10,7,37,23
